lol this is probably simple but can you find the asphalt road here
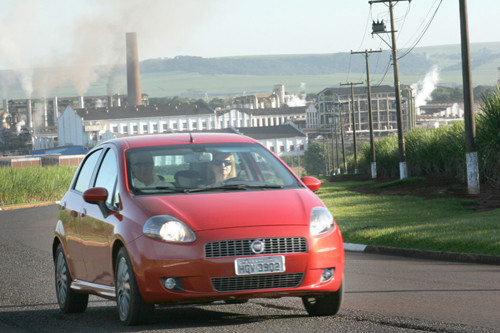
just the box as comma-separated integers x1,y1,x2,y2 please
0,205,499,332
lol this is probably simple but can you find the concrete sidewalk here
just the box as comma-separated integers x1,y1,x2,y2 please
344,242,500,265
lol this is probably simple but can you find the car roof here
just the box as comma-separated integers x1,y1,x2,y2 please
101,132,258,150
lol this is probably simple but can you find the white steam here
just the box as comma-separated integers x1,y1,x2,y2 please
284,82,307,107
411,65,440,114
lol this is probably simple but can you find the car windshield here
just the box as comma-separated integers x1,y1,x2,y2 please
126,142,302,194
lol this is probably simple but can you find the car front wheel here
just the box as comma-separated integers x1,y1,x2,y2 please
115,247,154,325
54,244,89,313
302,279,344,316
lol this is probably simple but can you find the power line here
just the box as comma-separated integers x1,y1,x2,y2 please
356,6,374,52
399,0,443,60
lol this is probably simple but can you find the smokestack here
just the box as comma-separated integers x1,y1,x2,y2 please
78,96,85,109
126,32,142,106
27,99,32,128
43,99,48,127
53,96,59,125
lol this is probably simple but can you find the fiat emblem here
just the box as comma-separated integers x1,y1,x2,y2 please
250,240,265,254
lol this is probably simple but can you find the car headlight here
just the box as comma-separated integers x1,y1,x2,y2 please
310,207,335,236
143,215,196,243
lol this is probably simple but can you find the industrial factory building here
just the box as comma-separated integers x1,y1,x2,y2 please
307,85,415,138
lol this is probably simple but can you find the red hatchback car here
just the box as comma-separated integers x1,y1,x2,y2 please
53,133,345,325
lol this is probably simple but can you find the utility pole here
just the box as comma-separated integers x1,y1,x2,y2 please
330,117,336,174
334,115,340,174
459,0,479,194
370,0,409,179
352,49,382,178
340,81,363,174
338,100,348,174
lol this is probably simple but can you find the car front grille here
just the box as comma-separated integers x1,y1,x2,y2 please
205,237,307,258
211,273,304,292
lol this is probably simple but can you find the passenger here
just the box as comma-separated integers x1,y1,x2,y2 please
130,151,171,188
207,152,236,185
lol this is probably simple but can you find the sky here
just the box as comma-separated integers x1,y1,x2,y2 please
0,0,499,97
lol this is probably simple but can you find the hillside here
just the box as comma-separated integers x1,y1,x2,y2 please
1,42,499,99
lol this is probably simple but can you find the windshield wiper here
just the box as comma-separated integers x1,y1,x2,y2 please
185,183,283,193
134,186,186,193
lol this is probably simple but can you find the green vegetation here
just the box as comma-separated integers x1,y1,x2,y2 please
317,181,500,256
369,177,426,189
476,86,500,188
0,166,76,207
356,86,500,186
431,85,495,103
303,143,327,176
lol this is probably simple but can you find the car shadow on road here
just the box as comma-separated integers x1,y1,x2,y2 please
0,300,307,332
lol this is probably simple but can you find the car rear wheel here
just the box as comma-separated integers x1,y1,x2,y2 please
55,244,89,313
115,247,154,325
302,280,343,316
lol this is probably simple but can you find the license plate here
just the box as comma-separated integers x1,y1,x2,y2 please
235,256,285,276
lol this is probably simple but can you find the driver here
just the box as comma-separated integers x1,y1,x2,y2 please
207,152,236,185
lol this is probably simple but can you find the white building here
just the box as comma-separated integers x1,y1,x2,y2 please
57,101,216,148
218,105,308,129
237,121,307,157
55,100,309,155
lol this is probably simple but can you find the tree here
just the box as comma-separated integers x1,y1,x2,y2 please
306,93,317,102
208,97,226,110
303,143,326,176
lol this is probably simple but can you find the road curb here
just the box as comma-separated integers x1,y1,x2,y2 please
0,202,58,211
344,243,500,266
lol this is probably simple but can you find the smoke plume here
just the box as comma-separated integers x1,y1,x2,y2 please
0,0,214,98
411,65,440,113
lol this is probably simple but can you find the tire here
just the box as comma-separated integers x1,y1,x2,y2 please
302,280,344,316
115,247,154,325
54,244,89,313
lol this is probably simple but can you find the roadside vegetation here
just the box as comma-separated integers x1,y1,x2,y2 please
0,166,76,207
303,85,500,189
356,86,500,187
317,181,500,256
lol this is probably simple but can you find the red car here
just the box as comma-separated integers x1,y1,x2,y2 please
53,133,344,325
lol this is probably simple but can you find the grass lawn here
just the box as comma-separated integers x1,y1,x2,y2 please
317,181,500,256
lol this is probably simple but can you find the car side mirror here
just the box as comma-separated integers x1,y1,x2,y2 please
301,176,322,192
83,187,108,203
83,187,110,217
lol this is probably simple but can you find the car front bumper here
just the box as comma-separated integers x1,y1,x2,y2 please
127,225,345,304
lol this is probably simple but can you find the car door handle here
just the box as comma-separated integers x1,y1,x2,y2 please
81,208,87,218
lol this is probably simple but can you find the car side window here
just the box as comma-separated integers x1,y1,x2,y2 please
74,149,102,193
94,149,118,207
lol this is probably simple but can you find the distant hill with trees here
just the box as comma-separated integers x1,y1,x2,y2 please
1,42,499,99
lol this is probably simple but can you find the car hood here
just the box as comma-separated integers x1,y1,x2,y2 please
134,189,323,231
